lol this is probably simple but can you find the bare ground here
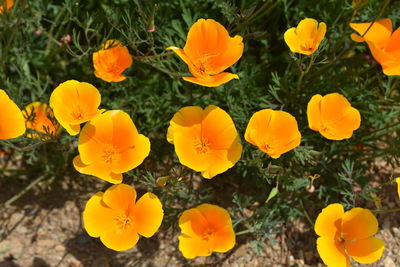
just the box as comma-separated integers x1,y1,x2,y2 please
0,169,399,267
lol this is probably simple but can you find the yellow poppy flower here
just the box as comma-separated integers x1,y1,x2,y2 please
167,18,244,87
307,93,361,140
0,89,25,140
83,184,163,251
178,203,235,259
167,105,242,178
0,0,13,14
350,18,400,76
284,18,327,55
396,178,400,199
49,80,102,136
22,102,61,140
245,109,301,158
93,40,133,82
315,203,384,267
73,110,150,184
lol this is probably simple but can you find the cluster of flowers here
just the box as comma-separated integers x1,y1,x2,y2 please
1,3,399,263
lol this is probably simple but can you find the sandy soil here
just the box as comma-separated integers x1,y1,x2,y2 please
0,172,399,267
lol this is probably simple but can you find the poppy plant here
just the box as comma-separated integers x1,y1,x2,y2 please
284,18,327,55
0,0,13,13
307,93,361,140
22,102,60,140
178,203,235,259
315,203,385,267
83,184,163,251
350,18,400,75
73,110,150,184
49,80,102,136
167,18,244,87
244,109,301,159
93,40,133,82
0,89,25,140
167,105,242,178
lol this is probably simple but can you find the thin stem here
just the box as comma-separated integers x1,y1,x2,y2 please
3,175,47,207
300,199,314,227
135,51,174,60
295,54,316,94
372,208,400,214
235,228,253,236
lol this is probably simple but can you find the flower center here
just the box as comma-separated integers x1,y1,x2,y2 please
114,214,134,230
102,145,120,164
71,105,85,121
300,40,316,51
194,136,210,154
261,143,271,153
202,227,216,241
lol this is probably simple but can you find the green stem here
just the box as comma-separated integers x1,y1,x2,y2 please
361,122,400,142
300,199,314,227
372,208,400,214
3,175,47,207
296,54,316,94
235,228,253,236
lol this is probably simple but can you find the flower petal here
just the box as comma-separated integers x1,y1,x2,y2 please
201,144,242,179
167,106,203,144
314,203,344,238
307,96,324,133
73,155,122,184
316,237,350,267
0,89,26,140
100,223,139,251
346,237,384,264
178,235,212,259
131,192,163,238
396,178,400,199
83,192,115,237
296,18,319,41
173,131,208,172
182,72,239,87
323,106,361,140
213,225,236,253
179,207,209,237
341,207,378,240
284,27,301,53
166,46,193,66
102,184,137,214
350,18,392,48
196,204,233,231
111,134,150,173
201,105,241,150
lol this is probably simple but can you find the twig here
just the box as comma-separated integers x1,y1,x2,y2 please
3,175,47,207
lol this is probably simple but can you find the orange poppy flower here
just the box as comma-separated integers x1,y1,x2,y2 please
73,110,150,184
396,178,400,199
284,18,327,55
83,184,163,251
49,80,102,136
307,93,361,140
0,0,13,13
350,18,400,75
22,102,61,140
167,105,242,179
244,109,301,159
178,203,235,259
0,89,25,140
315,203,384,267
93,40,133,82
167,18,244,87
